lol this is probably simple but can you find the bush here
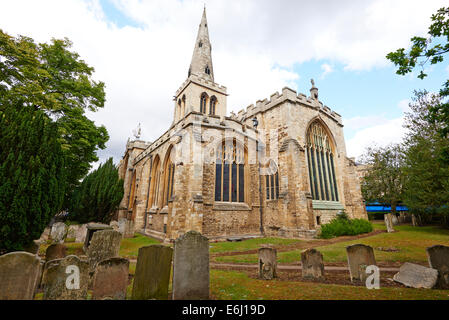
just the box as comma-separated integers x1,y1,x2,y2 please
319,216,373,239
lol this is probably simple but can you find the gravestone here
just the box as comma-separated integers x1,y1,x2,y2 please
110,220,119,232
83,223,113,251
86,229,122,272
346,244,376,281
301,248,324,279
66,225,80,241
392,214,399,225
393,262,438,289
39,227,51,242
50,222,67,243
118,218,134,238
75,224,88,243
92,257,129,300
0,252,42,300
172,231,209,300
426,245,449,289
384,214,395,233
132,245,173,300
45,244,67,261
43,255,89,300
258,247,277,280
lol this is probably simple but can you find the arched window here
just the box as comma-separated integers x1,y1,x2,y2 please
264,160,279,200
306,121,338,201
177,99,181,120
182,94,186,116
128,170,137,209
199,41,203,48
215,138,245,202
205,65,210,75
209,96,217,115
163,147,175,206
200,93,208,113
149,156,161,208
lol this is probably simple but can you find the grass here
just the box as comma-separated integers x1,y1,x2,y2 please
119,233,162,259
210,269,449,300
214,222,449,264
209,237,302,254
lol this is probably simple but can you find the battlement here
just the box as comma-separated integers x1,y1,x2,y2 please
175,74,227,97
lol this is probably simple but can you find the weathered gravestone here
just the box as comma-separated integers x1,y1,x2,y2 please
259,247,277,280
86,230,122,272
426,245,449,289
45,244,67,261
83,223,113,252
43,255,89,300
132,245,173,300
118,218,134,238
346,244,376,281
392,214,399,225
0,252,42,300
66,225,80,241
110,220,119,232
384,214,395,233
301,248,324,279
75,224,88,243
172,231,209,300
393,262,438,289
92,257,129,300
50,222,67,243
39,227,51,243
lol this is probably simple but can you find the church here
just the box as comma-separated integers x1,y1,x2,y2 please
116,8,367,242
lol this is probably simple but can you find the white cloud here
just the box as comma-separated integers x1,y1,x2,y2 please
320,63,333,79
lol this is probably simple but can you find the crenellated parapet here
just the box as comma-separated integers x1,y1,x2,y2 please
175,74,227,98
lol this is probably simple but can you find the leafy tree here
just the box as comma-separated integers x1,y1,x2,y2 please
361,144,405,216
386,7,449,161
0,30,109,206
0,103,66,253
402,91,449,227
69,158,124,224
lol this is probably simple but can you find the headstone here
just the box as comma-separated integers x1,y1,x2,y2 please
118,218,134,238
384,214,395,233
75,224,88,243
86,229,122,272
427,245,449,289
301,248,324,279
258,247,277,280
43,255,89,300
393,262,438,289
50,222,67,243
132,245,173,300
45,244,67,261
0,252,42,300
172,231,209,300
83,223,113,251
110,220,119,232
66,225,80,240
346,244,376,281
39,227,51,242
391,214,399,225
24,240,41,255
92,257,129,300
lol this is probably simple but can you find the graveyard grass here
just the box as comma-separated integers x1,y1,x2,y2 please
213,222,449,264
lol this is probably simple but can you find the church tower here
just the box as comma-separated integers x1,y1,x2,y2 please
173,7,228,124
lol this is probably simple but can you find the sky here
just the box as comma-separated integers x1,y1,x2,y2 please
1,0,448,167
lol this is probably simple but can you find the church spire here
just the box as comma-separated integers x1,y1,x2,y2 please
188,7,214,81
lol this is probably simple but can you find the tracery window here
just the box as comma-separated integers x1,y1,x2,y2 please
215,138,245,202
264,160,279,200
306,121,339,201
209,96,216,115
150,156,161,207
163,147,175,206
200,92,208,113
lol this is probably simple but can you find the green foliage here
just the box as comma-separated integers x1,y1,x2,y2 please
319,217,373,239
0,103,66,253
0,29,109,207
386,7,449,162
69,158,124,224
361,144,405,214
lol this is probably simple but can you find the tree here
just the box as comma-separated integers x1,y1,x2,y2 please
69,158,124,224
361,144,405,217
0,30,109,207
0,104,67,253
402,91,449,227
386,7,449,162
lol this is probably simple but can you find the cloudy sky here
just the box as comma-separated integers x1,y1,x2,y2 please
1,0,449,166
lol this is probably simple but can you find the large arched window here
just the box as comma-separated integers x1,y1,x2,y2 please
200,93,208,113
162,147,175,206
149,156,161,208
264,160,279,200
306,121,338,201
209,96,217,115
215,138,245,202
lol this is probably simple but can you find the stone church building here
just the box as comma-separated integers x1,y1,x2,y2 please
117,9,367,242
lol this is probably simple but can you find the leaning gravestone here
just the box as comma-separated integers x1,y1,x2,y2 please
132,245,173,300
0,252,42,300
426,245,449,289
346,244,376,281
43,255,89,300
83,223,113,252
86,230,122,272
384,214,395,233
92,257,129,300
393,262,438,289
301,248,324,279
50,222,67,243
258,247,277,280
172,231,209,300
45,244,67,261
